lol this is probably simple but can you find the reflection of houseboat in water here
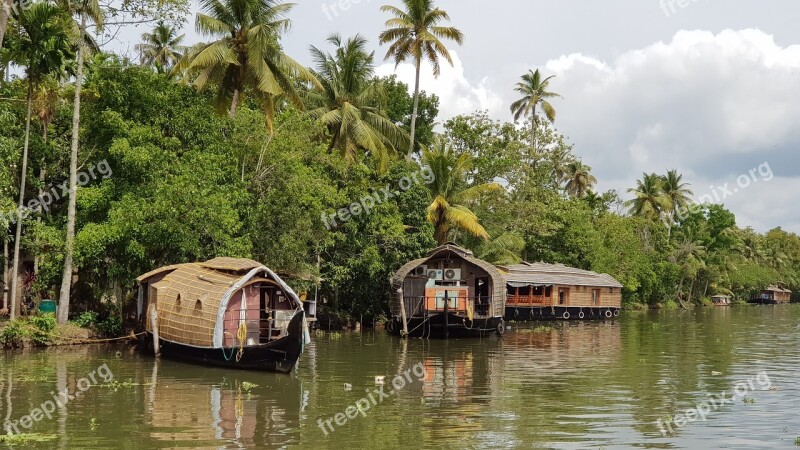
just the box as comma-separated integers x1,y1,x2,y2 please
147,362,304,448
501,263,622,321
389,244,507,338
749,284,792,305
136,257,312,373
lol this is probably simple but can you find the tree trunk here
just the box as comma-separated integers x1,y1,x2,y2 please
58,13,87,324
0,0,12,50
407,57,422,160
2,238,8,313
9,81,34,320
229,88,240,118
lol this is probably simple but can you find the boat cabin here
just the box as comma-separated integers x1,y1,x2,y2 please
750,284,792,304
136,257,312,373
389,243,506,337
500,262,623,320
711,295,731,306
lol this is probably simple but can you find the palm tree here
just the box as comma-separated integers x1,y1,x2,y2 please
4,2,74,320
135,21,184,73
661,169,693,237
423,142,503,244
561,161,597,198
173,0,317,126
57,0,102,324
625,173,671,221
379,0,463,158
510,69,562,154
674,235,707,303
475,230,525,265
306,33,408,171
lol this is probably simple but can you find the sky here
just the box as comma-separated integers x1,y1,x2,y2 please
111,0,800,233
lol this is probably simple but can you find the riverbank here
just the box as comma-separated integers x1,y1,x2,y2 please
0,316,120,349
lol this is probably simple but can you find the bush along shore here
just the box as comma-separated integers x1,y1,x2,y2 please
0,311,128,349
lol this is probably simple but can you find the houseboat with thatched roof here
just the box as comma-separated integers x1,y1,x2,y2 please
749,284,792,304
500,262,623,320
136,257,311,373
389,243,506,338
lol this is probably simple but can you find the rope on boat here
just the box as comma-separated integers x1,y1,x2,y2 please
220,321,248,362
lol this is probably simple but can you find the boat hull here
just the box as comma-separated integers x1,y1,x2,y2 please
140,311,306,374
504,306,621,321
387,313,504,338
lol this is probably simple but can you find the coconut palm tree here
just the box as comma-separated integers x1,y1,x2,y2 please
510,69,562,154
135,20,184,73
379,0,463,158
475,229,525,265
561,161,597,198
423,142,503,245
625,173,670,221
57,0,102,324
661,169,693,237
4,2,74,320
173,0,318,126
306,33,408,172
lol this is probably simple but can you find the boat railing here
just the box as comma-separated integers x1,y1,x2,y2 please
402,296,493,318
506,294,550,306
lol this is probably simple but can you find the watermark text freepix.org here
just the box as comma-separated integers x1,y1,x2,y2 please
656,370,771,435
3,363,114,435
0,159,112,226
663,162,772,227
317,362,427,436
322,166,434,231
321,0,374,21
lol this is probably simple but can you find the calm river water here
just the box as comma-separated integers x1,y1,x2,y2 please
1,305,799,449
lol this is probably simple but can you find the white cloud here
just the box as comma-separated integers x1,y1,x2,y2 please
541,29,800,232
376,51,504,126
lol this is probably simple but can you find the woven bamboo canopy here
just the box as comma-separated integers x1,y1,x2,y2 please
137,258,301,348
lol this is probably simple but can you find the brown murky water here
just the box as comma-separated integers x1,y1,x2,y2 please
1,305,799,449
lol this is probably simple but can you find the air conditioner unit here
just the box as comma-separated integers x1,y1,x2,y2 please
427,269,443,280
426,269,443,287
444,269,461,281
414,265,427,276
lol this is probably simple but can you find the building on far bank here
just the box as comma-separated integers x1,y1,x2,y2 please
750,284,792,304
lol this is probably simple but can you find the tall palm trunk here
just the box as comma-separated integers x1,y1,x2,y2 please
2,238,8,312
9,81,34,320
0,0,12,49
408,57,421,160
58,12,86,324
229,88,239,117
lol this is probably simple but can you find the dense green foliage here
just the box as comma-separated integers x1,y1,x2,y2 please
1,0,797,330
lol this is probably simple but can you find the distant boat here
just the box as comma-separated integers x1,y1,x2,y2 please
749,284,792,305
136,257,312,373
711,295,731,306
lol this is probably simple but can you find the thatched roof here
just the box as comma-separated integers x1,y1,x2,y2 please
391,243,504,290
765,285,792,294
499,262,623,289
138,257,301,348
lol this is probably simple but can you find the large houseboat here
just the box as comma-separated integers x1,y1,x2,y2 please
749,284,792,304
389,243,507,338
501,262,623,320
136,257,312,373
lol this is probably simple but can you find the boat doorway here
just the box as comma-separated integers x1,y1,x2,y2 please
475,277,490,316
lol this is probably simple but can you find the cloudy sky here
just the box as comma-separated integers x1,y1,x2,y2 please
114,0,800,233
